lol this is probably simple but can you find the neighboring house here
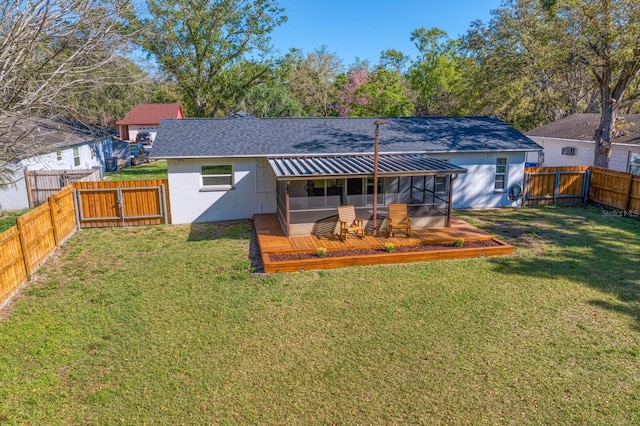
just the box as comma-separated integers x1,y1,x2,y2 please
526,113,640,174
0,118,113,210
152,116,542,234
115,103,184,142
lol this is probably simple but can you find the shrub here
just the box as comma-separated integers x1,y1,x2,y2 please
383,242,395,253
316,247,328,257
453,238,465,247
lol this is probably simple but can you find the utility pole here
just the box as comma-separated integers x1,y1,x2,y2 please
372,120,386,236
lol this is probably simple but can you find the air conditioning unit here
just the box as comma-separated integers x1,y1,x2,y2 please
561,147,576,156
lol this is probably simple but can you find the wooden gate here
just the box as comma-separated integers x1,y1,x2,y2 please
524,166,590,206
73,180,171,228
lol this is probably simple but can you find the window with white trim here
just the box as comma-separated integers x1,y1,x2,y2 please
495,157,508,191
56,151,62,161
73,148,80,166
201,164,233,189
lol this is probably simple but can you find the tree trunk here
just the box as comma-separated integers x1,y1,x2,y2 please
593,70,616,169
593,102,615,169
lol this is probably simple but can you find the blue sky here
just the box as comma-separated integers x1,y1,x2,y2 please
269,0,503,66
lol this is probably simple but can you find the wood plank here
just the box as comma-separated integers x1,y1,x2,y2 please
263,238,514,273
254,214,513,272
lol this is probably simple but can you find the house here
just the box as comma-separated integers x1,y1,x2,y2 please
526,113,640,175
115,103,184,142
0,118,113,210
152,116,542,235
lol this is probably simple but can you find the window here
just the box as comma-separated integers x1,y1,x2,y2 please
73,148,80,167
56,151,62,161
495,158,508,191
304,179,325,196
630,153,640,176
434,176,447,193
366,176,382,196
201,165,233,189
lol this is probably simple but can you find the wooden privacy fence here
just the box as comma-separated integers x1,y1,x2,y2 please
73,179,171,228
589,167,640,211
25,168,101,207
1,186,77,307
524,165,640,211
524,166,590,206
1,180,173,307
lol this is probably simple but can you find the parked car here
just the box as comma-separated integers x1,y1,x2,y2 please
129,143,150,166
135,132,153,145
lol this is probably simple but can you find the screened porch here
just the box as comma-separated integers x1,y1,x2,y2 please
268,154,467,236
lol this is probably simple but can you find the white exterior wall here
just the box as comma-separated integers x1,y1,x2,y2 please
167,152,531,223
528,136,640,173
0,140,109,211
431,152,528,208
167,157,277,224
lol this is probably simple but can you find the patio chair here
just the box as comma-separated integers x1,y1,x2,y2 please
388,203,412,237
337,205,366,241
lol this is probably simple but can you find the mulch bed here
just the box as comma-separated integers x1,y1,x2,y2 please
269,239,501,262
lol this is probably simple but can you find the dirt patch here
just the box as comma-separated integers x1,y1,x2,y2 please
270,239,501,262
249,228,265,273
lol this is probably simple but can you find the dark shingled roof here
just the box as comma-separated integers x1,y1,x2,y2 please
151,116,541,159
1,117,111,160
151,117,542,158
526,113,640,145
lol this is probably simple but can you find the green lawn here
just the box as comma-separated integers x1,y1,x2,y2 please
104,159,168,181
1,205,639,424
0,208,30,233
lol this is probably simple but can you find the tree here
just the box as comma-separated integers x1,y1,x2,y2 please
343,68,414,117
406,28,466,116
244,84,304,117
549,0,640,168
379,49,410,74
0,0,138,186
337,68,369,116
67,58,152,128
140,0,286,118
462,0,600,130
288,47,344,117
463,0,640,167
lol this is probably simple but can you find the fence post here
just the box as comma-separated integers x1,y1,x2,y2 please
48,193,61,247
15,217,32,278
24,167,34,208
583,169,590,204
626,173,634,211
161,184,168,224
553,172,560,204
523,171,530,205
73,188,82,230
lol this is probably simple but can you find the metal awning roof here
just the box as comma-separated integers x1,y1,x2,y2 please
268,153,467,180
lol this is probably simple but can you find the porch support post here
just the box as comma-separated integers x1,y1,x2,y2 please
285,181,291,237
446,174,454,227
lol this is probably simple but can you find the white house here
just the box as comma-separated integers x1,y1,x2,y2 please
152,116,542,235
0,119,113,210
526,113,640,174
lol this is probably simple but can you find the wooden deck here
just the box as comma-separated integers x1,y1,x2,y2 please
254,214,513,273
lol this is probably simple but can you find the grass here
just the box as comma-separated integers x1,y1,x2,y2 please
104,159,168,181
0,208,31,233
1,205,639,424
